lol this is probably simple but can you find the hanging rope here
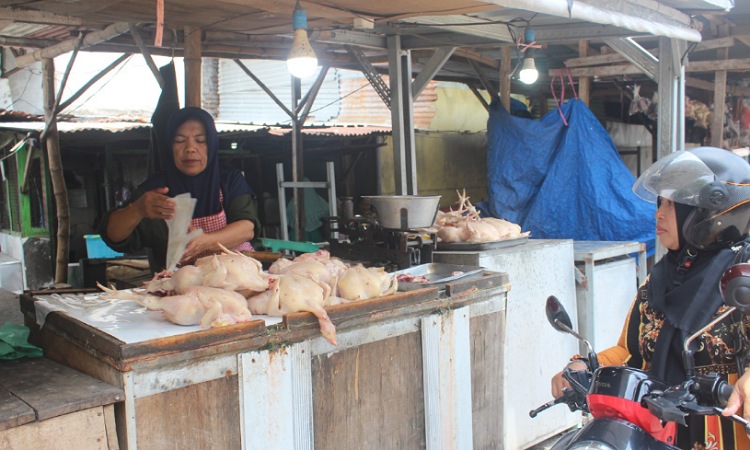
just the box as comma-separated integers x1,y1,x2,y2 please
550,68,578,126
155,0,165,46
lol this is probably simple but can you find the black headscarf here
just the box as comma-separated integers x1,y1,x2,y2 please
648,202,748,384
139,107,252,218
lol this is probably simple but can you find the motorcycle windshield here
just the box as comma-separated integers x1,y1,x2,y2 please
632,150,716,206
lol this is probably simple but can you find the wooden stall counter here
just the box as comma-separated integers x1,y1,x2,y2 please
20,271,509,450
0,357,123,449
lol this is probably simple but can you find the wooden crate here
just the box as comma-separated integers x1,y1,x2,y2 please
20,272,509,450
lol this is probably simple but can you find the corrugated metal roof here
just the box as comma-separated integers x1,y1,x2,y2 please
335,72,437,129
0,22,78,43
0,120,381,139
218,59,342,125
267,126,390,137
216,63,435,129
0,121,149,133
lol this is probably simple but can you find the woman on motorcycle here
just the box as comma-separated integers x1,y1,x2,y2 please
551,146,750,449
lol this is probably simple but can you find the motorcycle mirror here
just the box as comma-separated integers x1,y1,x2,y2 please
546,295,573,333
720,263,750,315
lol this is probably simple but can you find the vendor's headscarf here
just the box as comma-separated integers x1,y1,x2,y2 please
140,107,251,218
647,201,747,384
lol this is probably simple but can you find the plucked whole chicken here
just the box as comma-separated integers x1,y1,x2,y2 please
97,246,399,347
433,190,528,243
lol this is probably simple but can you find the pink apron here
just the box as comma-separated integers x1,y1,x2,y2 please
190,191,254,253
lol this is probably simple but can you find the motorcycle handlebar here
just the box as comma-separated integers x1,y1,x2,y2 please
718,381,734,407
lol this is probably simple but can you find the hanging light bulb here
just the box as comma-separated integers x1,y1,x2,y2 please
287,1,318,79
519,56,538,85
518,25,539,85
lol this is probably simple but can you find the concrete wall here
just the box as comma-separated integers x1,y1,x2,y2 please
378,131,488,209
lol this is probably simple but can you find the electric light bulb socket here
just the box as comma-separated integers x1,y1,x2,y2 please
293,4,308,30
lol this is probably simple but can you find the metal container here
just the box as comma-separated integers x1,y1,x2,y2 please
393,263,485,291
363,195,441,230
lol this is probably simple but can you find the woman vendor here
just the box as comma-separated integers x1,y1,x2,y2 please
99,106,260,272
551,146,750,449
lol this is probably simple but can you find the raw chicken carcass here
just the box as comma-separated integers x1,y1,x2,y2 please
97,283,254,328
433,189,528,243
337,264,398,301
247,274,337,346
195,251,268,294
143,245,268,296
181,285,254,326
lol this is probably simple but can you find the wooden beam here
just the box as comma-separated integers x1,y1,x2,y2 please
558,57,750,77
500,46,511,111
711,40,729,148
468,58,496,99
58,54,132,112
0,35,58,48
453,48,499,70
578,40,590,105
184,26,202,108
0,7,82,26
736,36,750,49
565,51,644,68
14,22,130,68
129,24,164,89
692,36,735,53
467,83,489,112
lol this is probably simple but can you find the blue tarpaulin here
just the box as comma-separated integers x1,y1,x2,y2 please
486,98,656,256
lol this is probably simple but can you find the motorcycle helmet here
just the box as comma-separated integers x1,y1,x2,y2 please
632,146,750,250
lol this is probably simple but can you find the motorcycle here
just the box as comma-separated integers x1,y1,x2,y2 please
529,262,750,450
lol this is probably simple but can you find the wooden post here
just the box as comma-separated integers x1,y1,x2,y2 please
184,26,202,108
711,27,729,148
578,40,590,105
500,46,512,111
42,58,69,284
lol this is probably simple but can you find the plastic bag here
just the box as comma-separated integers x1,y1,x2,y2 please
0,323,43,360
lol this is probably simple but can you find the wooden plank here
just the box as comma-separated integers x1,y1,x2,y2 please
135,376,241,450
239,344,313,449
561,57,750,77
22,293,268,368
446,272,509,296
0,407,113,450
422,308,473,448
0,386,35,432
470,310,506,449
102,404,120,450
312,331,425,449
0,358,123,421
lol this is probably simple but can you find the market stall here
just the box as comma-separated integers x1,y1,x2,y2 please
20,271,508,450
434,238,580,449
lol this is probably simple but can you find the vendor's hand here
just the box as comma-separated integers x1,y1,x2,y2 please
133,187,175,220
180,232,217,265
723,370,750,432
551,360,587,399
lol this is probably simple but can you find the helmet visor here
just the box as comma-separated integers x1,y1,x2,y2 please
632,150,716,206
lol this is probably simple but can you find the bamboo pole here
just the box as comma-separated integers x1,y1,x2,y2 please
42,58,70,284
15,22,130,68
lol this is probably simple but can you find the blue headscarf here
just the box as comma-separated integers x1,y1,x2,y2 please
140,107,252,217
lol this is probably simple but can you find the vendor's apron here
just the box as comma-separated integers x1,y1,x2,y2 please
191,191,254,253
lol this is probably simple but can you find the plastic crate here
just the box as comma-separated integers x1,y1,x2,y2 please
84,234,124,259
